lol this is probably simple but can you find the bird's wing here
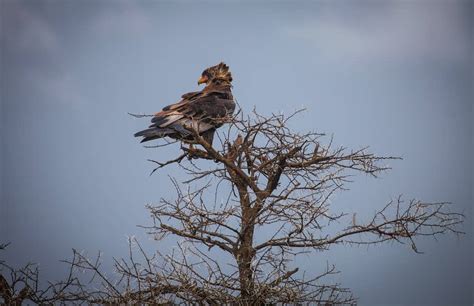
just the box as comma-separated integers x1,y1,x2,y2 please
149,90,234,131
160,91,201,112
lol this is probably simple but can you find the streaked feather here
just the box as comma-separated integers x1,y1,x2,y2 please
135,63,235,145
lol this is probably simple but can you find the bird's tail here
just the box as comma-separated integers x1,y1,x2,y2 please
134,127,174,143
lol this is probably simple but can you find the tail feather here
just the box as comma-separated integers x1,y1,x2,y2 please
134,128,153,137
134,127,174,143
135,123,216,144
140,136,158,143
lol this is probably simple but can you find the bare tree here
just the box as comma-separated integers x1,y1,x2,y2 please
1,109,464,305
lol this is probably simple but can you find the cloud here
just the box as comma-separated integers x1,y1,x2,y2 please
1,1,156,108
1,1,60,54
89,2,153,37
2,1,87,106
26,72,86,107
282,2,471,63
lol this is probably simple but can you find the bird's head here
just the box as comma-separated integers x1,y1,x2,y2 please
198,62,233,86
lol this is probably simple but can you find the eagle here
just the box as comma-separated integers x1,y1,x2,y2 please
134,62,235,146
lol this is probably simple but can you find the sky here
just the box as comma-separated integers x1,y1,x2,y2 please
1,0,473,304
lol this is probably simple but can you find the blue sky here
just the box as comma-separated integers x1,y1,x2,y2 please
1,1,472,304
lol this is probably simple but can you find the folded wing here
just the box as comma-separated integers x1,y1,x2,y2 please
134,89,235,144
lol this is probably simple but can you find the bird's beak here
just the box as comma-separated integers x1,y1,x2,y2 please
198,75,208,85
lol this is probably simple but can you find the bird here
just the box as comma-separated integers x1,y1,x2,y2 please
134,62,235,146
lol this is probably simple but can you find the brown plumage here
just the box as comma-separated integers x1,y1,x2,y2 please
134,62,235,145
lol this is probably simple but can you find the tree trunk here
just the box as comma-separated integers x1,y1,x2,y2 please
234,181,257,303
238,207,255,301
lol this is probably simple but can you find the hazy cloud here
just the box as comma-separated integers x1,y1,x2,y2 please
26,72,86,107
282,2,470,63
2,1,87,106
1,1,59,54
89,2,153,37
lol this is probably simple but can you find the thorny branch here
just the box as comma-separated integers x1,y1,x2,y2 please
1,109,464,304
